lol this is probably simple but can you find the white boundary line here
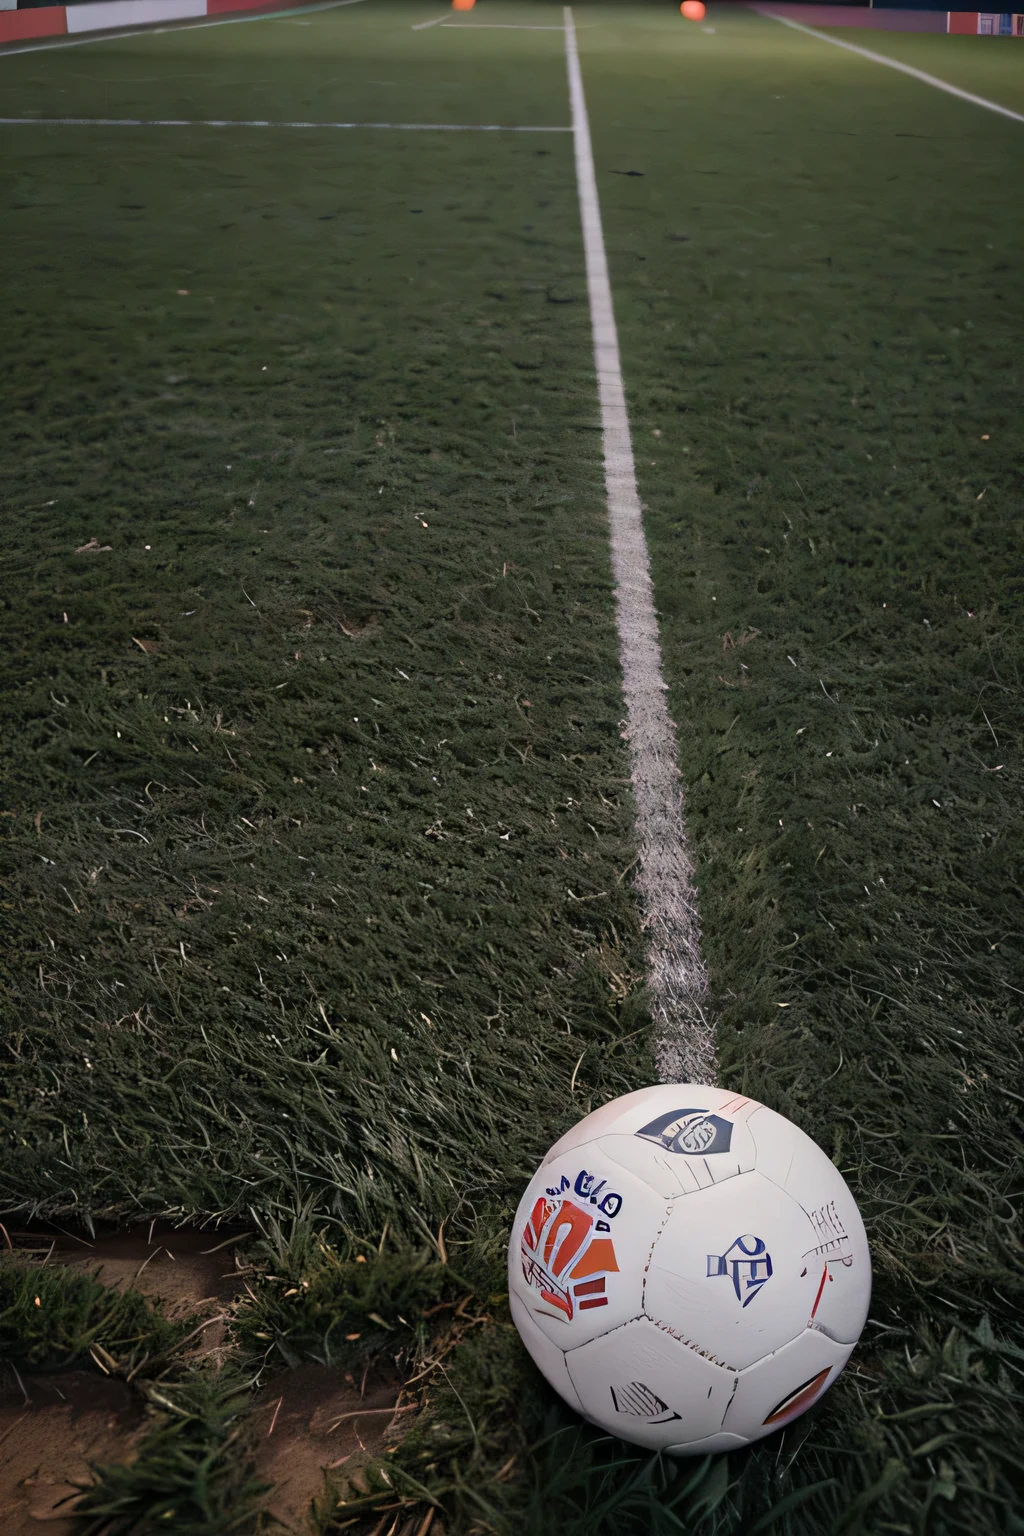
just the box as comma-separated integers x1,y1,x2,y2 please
410,12,449,29
563,6,713,1086
0,0,368,58
0,115,570,129
762,11,1024,125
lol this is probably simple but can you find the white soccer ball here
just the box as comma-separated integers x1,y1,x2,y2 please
508,1084,870,1454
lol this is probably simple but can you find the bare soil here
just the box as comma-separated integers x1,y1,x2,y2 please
0,1368,145,1533
1,1225,403,1533
254,1362,404,1533
12,1220,250,1311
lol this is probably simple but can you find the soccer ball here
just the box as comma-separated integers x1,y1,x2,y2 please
508,1085,870,1454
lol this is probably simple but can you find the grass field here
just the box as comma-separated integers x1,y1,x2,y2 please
812,26,1024,115
2,3,1023,1532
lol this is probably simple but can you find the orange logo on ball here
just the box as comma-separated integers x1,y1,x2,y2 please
681,0,706,17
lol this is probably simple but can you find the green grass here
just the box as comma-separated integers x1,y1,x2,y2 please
74,1369,272,1535
0,1251,268,1534
583,5,1024,1531
2,3,1023,1532
0,1250,190,1371
818,29,1024,118
1,9,649,1229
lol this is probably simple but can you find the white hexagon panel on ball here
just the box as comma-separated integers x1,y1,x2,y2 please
508,1148,668,1353
645,1173,817,1371
541,1086,761,1199
565,1317,735,1450
724,1324,854,1445
746,1102,871,1347
508,1290,585,1415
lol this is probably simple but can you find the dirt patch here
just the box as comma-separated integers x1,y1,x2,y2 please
9,1221,251,1314
2,1225,407,1532
1,1222,254,1524
0,1368,145,1533
254,1363,404,1534
7,1220,252,1365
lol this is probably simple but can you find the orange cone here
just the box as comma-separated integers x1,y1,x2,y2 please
680,1,706,17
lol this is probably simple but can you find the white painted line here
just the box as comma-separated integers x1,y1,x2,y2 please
441,22,568,28
0,0,368,57
0,115,571,129
762,11,1024,125
410,12,449,29
563,5,713,1086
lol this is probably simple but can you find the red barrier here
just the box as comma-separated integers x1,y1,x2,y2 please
0,5,67,41
948,11,979,30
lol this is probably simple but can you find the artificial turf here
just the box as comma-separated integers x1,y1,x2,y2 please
587,6,1024,1530
1,11,650,1232
2,4,1023,1533
813,26,1024,117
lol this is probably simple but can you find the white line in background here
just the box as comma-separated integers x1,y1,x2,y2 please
0,116,571,129
762,11,1024,125
563,6,714,1086
441,23,568,28
410,12,449,29
0,0,368,57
